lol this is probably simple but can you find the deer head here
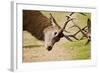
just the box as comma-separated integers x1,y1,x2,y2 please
43,13,74,51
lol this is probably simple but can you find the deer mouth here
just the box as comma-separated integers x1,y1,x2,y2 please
47,46,52,51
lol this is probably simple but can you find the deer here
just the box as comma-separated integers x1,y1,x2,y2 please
23,10,77,51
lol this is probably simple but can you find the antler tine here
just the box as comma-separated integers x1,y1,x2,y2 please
87,18,91,33
67,35,79,40
85,39,91,45
68,25,88,40
50,13,59,27
62,12,76,32
63,35,73,42
74,24,88,37
79,13,87,16
61,18,75,33
69,25,87,34
69,12,74,16
66,12,75,20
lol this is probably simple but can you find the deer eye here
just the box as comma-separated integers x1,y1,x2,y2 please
54,32,57,35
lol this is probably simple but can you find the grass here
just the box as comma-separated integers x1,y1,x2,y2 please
62,39,91,60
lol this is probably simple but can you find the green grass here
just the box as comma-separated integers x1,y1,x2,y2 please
62,39,91,60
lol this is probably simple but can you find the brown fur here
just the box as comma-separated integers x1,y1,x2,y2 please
23,10,51,40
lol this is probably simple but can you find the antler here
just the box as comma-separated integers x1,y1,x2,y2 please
66,12,87,20
63,12,79,41
63,35,73,41
85,18,91,45
79,13,87,16
50,13,70,33
66,12,74,20
60,12,76,32
50,13,60,27
60,12,78,41
60,18,75,33
69,18,91,45
87,18,91,33
64,12,91,44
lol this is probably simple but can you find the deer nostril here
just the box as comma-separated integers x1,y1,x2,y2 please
47,46,52,51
